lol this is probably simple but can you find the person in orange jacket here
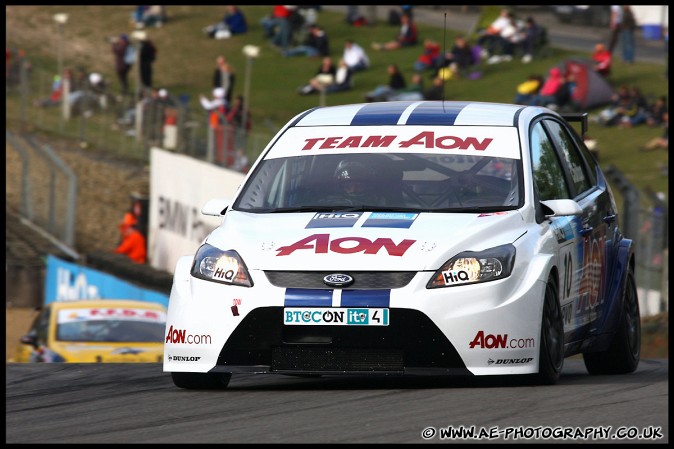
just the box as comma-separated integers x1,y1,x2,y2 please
114,212,147,263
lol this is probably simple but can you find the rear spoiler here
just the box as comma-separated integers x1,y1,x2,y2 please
561,112,588,139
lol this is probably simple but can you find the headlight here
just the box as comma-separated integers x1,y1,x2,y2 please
190,244,253,287
426,244,515,288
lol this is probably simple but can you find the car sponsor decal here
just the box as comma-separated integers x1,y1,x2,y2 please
284,289,391,308
276,234,415,256
167,355,202,362
551,216,575,243
406,101,471,125
487,357,533,365
283,307,389,326
284,288,333,307
165,325,212,345
231,298,242,316
468,331,535,349
306,212,363,228
110,347,146,355
361,212,418,228
267,126,521,159
577,227,607,319
477,211,511,217
58,308,166,324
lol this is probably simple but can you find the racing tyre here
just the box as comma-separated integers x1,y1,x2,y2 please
583,268,640,375
171,372,232,389
533,276,564,385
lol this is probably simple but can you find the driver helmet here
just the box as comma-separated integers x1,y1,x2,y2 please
334,160,374,198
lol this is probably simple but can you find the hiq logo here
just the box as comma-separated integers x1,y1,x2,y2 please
442,270,469,284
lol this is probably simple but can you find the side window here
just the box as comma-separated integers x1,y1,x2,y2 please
544,120,592,196
530,122,570,201
35,307,50,343
569,127,599,185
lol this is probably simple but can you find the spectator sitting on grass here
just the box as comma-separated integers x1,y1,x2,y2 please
298,56,337,95
203,6,248,39
283,24,330,57
640,111,668,151
371,13,418,51
413,39,441,72
433,34,475,80
313,58,353,94
342,39,369,72
513,74,544,105
364,63,406,102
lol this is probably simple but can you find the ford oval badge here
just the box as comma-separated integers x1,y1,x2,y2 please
323,273,354,288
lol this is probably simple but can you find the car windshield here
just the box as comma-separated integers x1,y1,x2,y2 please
56,307,166,343
234,153,522,212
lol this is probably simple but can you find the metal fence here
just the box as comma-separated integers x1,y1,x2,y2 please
6,55,277,168
6,55,669,315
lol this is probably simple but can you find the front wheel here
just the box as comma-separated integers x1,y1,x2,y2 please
171,372,232,390
532,276,564,385
583,267,640,375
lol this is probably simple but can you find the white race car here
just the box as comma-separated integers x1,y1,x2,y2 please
164,101,640,389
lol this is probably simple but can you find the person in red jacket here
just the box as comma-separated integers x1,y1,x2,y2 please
592,43,612,77
114,212,147,264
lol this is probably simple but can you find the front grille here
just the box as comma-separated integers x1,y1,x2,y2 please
271,346,404,373
265,271,416,289
216,308,466,372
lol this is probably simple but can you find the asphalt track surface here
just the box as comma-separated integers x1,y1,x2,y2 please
6,359,668,443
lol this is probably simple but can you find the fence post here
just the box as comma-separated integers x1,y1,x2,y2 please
604,164,640,244
661,248,669,313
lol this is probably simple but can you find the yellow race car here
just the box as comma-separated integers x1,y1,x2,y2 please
14,299,166,363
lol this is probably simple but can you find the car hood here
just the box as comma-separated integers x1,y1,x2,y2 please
205,210,527,271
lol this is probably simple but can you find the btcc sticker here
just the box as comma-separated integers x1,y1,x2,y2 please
284,308,389,326
361,212,418,228
306,212,362,229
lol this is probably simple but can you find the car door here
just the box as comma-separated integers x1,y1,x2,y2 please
16,306,52,362
542,119,612,337
529,121,585,345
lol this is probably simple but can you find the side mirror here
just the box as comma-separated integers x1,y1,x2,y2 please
201,198,230,216
540,199,583,219
20,330,39,349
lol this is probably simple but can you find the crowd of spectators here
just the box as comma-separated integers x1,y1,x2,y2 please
595,85,668,130
13,5,668,174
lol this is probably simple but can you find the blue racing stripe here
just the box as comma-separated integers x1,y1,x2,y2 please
405,101,471,125
341,290,390,307
350,102,410,125
285,288,333,306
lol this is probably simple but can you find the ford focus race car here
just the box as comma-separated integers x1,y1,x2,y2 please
164,101,640,389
